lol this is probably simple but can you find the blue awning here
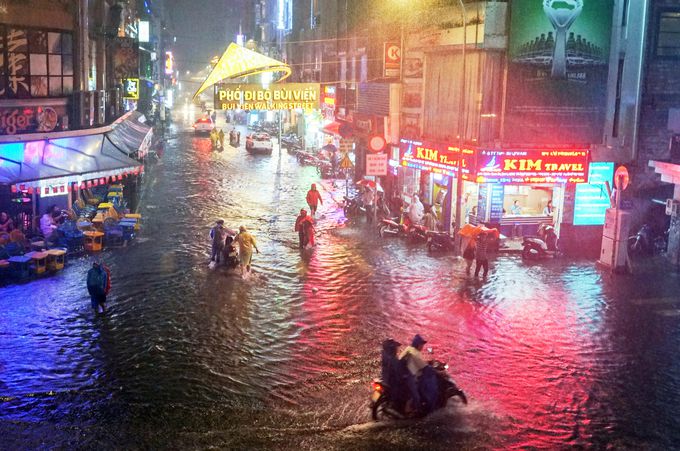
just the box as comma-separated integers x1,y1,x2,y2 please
0,132,142,188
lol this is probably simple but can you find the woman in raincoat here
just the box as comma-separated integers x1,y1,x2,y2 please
210,128,219,149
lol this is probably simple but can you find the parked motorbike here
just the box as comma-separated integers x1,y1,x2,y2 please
343,195,365,219
370,359,467,421
427,231,456,252
628,224,668,256
522,224,558,259
316,160,336,179
378,215,428,242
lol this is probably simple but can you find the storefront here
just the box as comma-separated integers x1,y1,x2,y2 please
398,138,478,228
474,148,590,238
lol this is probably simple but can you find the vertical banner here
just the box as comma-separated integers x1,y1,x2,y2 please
505,0,614,144
112,37,139,79
383,42,401,79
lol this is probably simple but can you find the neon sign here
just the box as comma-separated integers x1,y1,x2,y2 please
399,138,477,180
476,149,589,184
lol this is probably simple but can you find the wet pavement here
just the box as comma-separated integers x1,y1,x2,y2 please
2,111,680,450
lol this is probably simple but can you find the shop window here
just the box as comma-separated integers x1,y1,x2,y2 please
0,26,74,99
656,10,680,57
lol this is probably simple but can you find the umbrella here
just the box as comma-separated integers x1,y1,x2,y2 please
458,223,482,238
322,144,338,153
356,179,377,189
479,225,500,239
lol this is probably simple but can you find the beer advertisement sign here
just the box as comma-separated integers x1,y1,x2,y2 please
505,0,614,144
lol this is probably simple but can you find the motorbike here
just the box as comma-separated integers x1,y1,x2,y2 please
427,231,456,252
370,359,467,421
343,195,365,219
378,215,428,242
628,224,668,256
522,224,558,259
221,235,240,269
316,160,336,179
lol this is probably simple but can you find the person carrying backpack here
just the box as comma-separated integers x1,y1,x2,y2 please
87,261,108,314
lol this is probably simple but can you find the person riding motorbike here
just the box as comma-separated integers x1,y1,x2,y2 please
399,334,439,415
407,195,425,225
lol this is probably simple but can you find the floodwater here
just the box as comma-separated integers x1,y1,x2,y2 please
2,112,680,450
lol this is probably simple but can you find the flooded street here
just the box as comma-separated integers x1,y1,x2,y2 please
2,114,680,450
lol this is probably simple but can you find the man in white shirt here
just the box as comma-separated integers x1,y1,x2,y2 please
408,195,425,225
40,205,60,242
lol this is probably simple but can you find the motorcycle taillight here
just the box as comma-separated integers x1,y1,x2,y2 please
371,382,383,392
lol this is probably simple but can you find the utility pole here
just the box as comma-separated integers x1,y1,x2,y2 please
453,0,467,251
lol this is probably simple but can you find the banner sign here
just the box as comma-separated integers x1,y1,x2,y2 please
505,0,614,144
399,138,477,180
0,105,66,135
476,148,590,184
215,83,320,111
573,162,614,225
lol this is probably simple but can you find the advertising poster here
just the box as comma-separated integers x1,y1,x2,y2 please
505,0,614,144
112,37,139,79
476,148,590,184
573,162,614,225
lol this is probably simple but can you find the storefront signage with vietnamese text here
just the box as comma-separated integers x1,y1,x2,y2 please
215,83,320,111
399,138,477,180
476,148,589,184
366,153,388,176
383,42,401,78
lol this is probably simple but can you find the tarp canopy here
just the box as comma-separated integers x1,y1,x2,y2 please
107,110,153,158
0,133,141,188
193,43,291,98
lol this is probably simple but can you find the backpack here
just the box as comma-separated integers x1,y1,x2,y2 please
87,267,106,294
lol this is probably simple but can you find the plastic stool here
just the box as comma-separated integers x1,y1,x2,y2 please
83,231,104,252
46,249,67,271
25,251,48,275
8,255,31,279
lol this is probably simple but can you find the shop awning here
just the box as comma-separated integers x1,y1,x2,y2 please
0,133,142,188
106,111,153,158
322,121,342,136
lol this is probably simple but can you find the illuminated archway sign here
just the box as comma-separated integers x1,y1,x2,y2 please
193,43,292,99
215,83,320,112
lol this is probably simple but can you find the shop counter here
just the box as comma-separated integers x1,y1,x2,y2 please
499,215,554,237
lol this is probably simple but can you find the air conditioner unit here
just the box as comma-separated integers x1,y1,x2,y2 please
72,91,94,128
666,199,680,216
94,90,106,125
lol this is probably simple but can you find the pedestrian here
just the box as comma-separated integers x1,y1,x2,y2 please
295,209,309,248
229,129,236,146
306,183,323,216
362,187,375,223
463,237,476,275
218,128,225,150
210,128,218,150
234,225,259,278
236,130,241,146
408,194,424,225
474,232,491,278
422,205,438,231
87,261,109,314
209,219,228,265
